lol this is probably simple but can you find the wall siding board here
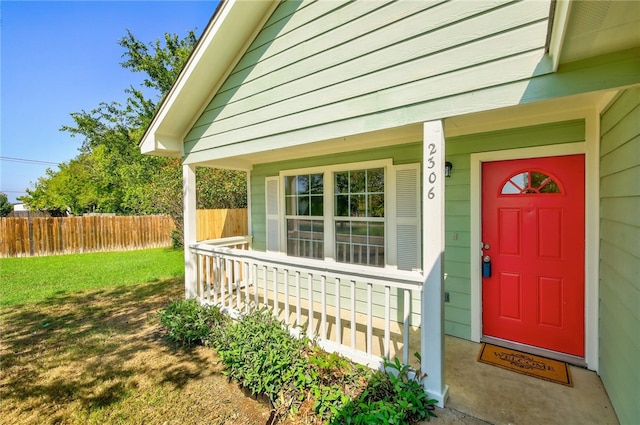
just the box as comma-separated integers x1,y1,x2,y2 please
599,87,640,425
184,0,553,155
600,197,640,227
445,276,472,295
600,104,640,156
187,48,548,152
444,304,471,325
600,220,640,259
444,260,472,280
599,262,640,325
600,166,640,198
600,92,640,135
600,135,640,175
193,7,548,136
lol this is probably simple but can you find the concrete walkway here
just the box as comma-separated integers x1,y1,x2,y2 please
426,336,619,425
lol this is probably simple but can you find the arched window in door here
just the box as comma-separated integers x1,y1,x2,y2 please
500,170,562,195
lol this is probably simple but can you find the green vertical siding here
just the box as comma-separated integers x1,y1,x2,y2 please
599,88,640,425
443,120,586,339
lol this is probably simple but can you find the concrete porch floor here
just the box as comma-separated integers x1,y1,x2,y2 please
429,336,619,425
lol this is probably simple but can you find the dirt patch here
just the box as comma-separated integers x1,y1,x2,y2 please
0,278,271,425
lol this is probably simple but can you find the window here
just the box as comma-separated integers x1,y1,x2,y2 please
268,160,420,271
284,174,324,259
501,171,561,194
334,168,385,267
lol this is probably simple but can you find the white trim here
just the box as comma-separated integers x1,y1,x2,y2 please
469,138,599,371
422,121,448,407
584,112,600,372
548,0,572,72
183,164,198,299
278,159,394,267
279,159,393,177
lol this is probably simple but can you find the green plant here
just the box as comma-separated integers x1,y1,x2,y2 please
331,353,437,425
158,299,225,346
208,308,309,409
312,384,349,420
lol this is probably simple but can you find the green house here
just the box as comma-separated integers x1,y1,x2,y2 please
141,1,639,422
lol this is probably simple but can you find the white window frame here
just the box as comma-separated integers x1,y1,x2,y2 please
279,159,393,267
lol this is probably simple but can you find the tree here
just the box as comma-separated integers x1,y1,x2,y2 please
146,159,247,247
20,29,246,225
0,193,13,217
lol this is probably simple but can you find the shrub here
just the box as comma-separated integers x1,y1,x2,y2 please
331,355,437,424
159,301,437,424
208,308,309,409
158,299,225,346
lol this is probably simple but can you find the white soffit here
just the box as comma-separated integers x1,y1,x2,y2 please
559,0,640,64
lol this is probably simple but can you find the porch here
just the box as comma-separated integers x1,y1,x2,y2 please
188,238,618,424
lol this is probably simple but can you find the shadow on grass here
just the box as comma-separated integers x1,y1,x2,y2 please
0,278,219,420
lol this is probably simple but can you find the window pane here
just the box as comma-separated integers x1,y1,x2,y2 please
350,194,366,217
335,194,349,216
310,174,324,194
310,195,323,216
297,196,309,215
297,175,309,195
335,220,351,237
368,194,384,217
335,172,349,193
350,170,366,193
532,172,560,193
287,219,323,259
501,171,561,194
367,168,384,192
335,220,384,267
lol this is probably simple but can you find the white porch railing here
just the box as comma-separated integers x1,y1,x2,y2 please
189,236,425,369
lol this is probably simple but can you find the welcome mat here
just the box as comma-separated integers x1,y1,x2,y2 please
477,343,573,386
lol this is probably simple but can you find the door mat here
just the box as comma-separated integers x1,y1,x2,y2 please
477,343,573,386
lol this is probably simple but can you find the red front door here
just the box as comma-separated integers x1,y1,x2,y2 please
482,155,585,357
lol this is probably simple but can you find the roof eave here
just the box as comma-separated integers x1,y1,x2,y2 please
547,0,572,72
139,0,278,157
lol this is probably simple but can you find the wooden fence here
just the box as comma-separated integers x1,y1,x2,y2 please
0,209,248,258
0,215,175,257
197,208,248,241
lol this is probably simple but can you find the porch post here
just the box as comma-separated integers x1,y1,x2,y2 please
421,120,449,407
183,163,197,299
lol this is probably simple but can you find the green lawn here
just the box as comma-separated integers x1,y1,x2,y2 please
0,248,184,306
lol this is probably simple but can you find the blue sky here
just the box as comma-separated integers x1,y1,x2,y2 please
1,1,218,203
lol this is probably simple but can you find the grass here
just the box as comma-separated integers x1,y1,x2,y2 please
0,249,270,424
0,248,184,306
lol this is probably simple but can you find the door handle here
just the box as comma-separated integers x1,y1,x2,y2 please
482,255,492,278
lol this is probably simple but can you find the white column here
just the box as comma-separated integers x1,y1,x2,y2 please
421,120,449,407
183,163,197,299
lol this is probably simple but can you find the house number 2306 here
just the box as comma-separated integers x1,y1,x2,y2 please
426,143,438,200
